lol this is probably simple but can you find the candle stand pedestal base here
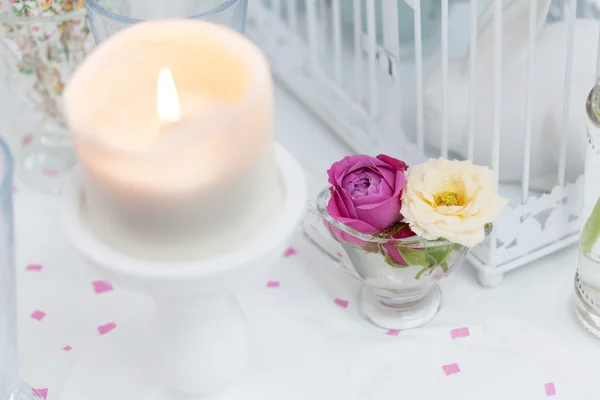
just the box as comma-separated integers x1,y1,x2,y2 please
60,304,349,400
60,144,349,399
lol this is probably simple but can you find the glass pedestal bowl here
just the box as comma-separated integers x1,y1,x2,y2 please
0,6,94,194
303,187,490,330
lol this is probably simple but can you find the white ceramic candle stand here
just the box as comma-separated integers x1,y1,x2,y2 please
59,144,351,400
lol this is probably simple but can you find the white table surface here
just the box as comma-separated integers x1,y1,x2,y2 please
7,84,600,399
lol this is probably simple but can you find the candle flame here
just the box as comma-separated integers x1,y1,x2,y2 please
157,68,180,123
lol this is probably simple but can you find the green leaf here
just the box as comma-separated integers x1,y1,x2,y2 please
396,245,428,267
361,243,380,253
439,261,449,273
581,198,600,255
415,268,429,280
426,245,453,267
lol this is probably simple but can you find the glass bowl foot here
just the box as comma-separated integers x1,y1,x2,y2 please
360,284,442,330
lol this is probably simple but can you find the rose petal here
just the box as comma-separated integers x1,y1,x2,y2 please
337,217,380,235
350,174,393,203
375,165,397,188
377,154,408,172
328,224,369,247
377,179,394,197
342,169,383,198
327,156,359,186
375,155,407,188
329,156,381,187
382,241,408,265
393,170,407,196
341,170,364,191
328,188,351,220
355,195,402,231
338,188,359,219
352,190,394,207
325,216,379,247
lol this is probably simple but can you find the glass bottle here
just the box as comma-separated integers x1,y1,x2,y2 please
575,78,600,337
0,138,42,400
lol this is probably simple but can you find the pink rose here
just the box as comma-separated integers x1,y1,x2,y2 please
326,154,408,245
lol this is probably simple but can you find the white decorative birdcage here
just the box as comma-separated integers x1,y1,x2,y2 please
246,0,599,286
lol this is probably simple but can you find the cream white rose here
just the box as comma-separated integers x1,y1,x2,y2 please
401,158,509,248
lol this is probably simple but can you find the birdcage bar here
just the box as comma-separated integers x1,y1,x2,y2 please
382,0,402,136
414,0,425,153
272,0,281,18
521,0,537,204
492,0,502,187
489,0,503,263
353,0,363,100
286,0,297,33
467,0,478,161
366,0,379,115
332,0,343,84
557,0,578,187
441,0,449,158
306,0,319,72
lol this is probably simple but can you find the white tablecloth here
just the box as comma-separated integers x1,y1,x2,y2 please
8,85,600,400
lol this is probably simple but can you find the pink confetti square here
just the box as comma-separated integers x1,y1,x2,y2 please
22,135,33,146
93,280,113,294
42,169,59,177
98,322,117,335
283,247,297,258
545,382,556,396
11,186,16,193
26,264,43,272
450,327,470,339
33,388,47,400
63,345,72,352
266,280,280,288
442,363,461,376
336,252,343,258
334,298,349,308
386,329,401,336
31,310,45,321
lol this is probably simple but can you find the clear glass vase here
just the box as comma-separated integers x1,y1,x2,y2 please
85,0,248,44
303,187,489,330
0,138,42,400
0,4,94,194
575,78,600,337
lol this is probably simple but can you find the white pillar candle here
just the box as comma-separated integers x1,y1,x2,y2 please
63,20,282,261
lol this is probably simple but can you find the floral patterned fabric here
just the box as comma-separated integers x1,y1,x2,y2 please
0,0,93,126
